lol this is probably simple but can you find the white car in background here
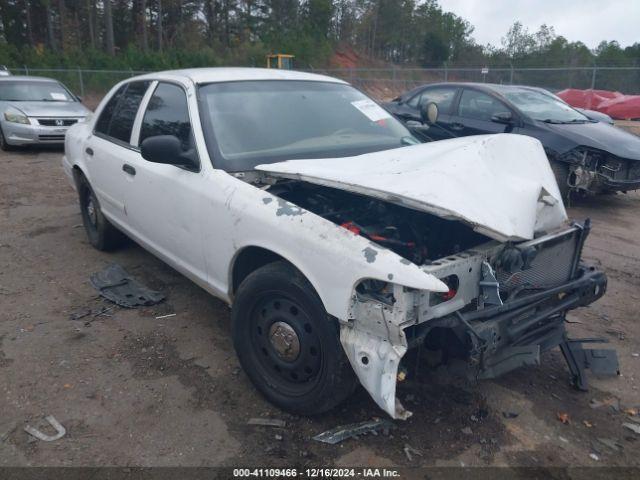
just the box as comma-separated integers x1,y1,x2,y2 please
62,68,615,420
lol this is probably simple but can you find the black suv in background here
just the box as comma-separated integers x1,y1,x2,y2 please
384,83,640,198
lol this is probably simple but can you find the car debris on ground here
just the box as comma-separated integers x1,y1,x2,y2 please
247,418,287,428
622,423,640,435
313,419,393,445
590,397,620,411
596,438,624,452
403,444,422,461
90,263,165,308
24,415,66,442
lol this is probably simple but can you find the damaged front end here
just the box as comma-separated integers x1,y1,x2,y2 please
556,147,640,194
265,180,617,419
343,219,617,419
254,135,618,419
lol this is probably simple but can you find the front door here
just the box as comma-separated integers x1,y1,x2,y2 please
450,88,515,137
122,82,207,284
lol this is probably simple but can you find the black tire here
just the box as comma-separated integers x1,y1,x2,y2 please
77,173,126,251
550,160,570,201
232,261,358,416
0,126,16,151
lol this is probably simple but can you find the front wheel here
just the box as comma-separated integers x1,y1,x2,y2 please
0,126,16,151
232,261,357,415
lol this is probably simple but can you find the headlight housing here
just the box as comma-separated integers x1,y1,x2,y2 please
4,106,29,124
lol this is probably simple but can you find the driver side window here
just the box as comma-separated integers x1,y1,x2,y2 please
139,82,192,151
458,89,510,122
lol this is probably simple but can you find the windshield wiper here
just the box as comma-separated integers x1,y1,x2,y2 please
542,118,589,124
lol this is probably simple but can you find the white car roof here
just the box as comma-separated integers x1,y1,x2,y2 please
133,67,346,85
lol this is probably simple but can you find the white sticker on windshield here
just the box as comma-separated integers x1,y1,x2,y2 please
351,99,391,122
50,92,68,100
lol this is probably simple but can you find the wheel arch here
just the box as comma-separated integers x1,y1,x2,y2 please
72,164,86,188
229,246,327,312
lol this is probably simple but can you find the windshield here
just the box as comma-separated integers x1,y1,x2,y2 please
198,80,417,171
502,89,589,123
0,80,75,102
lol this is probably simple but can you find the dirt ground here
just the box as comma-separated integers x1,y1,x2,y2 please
1,146,639,470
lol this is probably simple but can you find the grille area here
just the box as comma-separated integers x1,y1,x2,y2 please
495,230,579,292
37,118,78,126
38,134,66,141
600,156,640,181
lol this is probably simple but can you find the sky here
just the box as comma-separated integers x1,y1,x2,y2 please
440,0,640,49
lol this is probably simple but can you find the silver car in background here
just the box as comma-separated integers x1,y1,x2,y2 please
0,76,91,150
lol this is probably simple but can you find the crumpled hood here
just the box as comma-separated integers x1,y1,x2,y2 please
256,134,568,242
6,101,90,118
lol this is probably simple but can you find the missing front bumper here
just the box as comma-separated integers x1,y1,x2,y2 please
433,266,618,391
347,265,615,420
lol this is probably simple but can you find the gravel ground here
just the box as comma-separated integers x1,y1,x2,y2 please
1,146,639,469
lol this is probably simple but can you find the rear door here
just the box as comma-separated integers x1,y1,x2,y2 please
450,88,516,137
399,86,459,142
84,81,151,226
123,81,206,283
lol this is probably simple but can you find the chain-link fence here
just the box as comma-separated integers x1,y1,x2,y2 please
308,66,640,99
7,65,640,106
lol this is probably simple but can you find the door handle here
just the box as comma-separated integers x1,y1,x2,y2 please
85,147,94,156
122,164,136,176
451,123,464,131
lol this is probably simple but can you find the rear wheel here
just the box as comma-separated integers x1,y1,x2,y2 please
77,174,125,251
232,261,357,415
550,160,570,200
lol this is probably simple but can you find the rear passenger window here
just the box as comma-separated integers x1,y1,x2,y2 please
139,83,192,150
94,85,126,136
408,87,457,112
95,81,150,144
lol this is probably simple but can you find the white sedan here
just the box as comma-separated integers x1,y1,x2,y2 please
63,68,613,419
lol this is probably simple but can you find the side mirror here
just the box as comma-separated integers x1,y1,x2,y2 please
420,101,439,125
140,135,198,169
491,111,514,124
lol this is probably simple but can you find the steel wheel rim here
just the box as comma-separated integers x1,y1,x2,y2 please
250,294,322,396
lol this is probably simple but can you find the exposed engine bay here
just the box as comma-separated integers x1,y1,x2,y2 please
261,178,617,420
267,181,490,265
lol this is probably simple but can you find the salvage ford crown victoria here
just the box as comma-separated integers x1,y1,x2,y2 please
62,68,617,420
